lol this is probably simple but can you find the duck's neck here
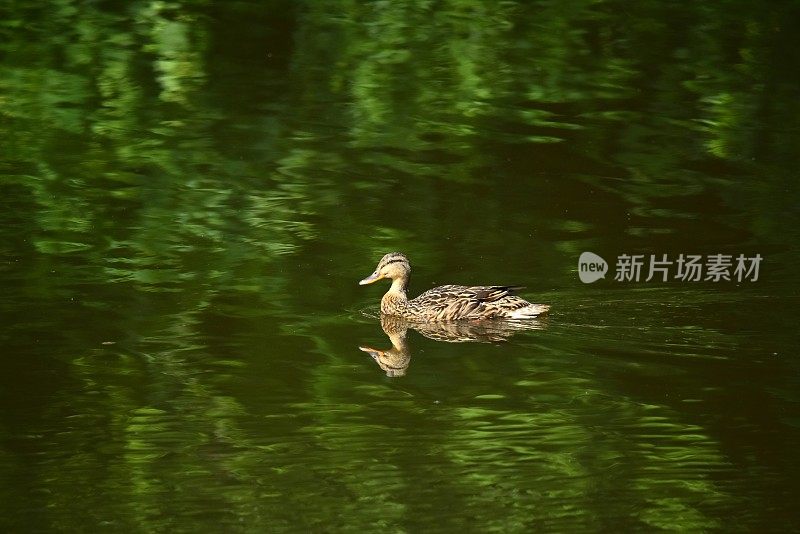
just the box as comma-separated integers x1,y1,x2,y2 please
381,275,410,315
390,274,409,293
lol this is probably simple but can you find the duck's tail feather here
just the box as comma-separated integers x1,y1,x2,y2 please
508,303,551,319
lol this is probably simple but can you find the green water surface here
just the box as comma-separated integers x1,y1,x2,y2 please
1,1,799,531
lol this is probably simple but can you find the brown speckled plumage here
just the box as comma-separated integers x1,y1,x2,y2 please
359,252,550,321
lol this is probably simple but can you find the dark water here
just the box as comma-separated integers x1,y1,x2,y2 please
2,1,800,531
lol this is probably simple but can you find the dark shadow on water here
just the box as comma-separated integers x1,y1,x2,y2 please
359,314,547,377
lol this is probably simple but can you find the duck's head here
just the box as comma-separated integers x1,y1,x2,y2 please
359,252,410,286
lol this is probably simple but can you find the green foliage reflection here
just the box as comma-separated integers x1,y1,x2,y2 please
0,0,798,531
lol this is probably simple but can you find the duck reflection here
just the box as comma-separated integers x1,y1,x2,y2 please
359,314,547,377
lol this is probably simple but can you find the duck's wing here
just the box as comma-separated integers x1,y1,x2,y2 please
466,285,526,302
414,285,523,304
411,285,528,320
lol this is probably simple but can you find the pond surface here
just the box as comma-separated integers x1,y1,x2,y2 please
1,1,800,531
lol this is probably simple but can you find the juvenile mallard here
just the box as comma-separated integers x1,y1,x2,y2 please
359,252,550,321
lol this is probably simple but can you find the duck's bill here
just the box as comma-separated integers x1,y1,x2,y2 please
358,345,379,356
358,272,383,285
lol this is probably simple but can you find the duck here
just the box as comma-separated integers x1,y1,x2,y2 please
359,252,550,321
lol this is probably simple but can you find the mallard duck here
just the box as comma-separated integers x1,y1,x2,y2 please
359,252,550,321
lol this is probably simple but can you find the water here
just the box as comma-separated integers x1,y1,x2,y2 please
2,1,800,531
